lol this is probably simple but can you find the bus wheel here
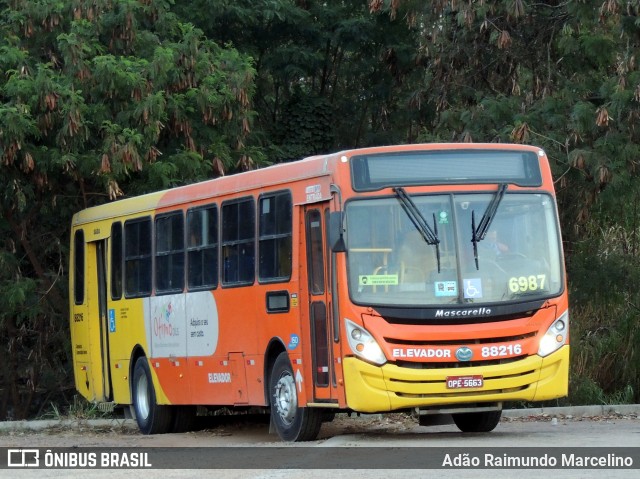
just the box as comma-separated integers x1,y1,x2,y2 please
452,410,502,433
132,357,174,434
269,352,322,441
171,406,198,433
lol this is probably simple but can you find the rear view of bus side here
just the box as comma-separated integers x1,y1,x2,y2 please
69,143,569,441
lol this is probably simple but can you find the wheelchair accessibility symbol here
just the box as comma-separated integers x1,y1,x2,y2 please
464,278,483,299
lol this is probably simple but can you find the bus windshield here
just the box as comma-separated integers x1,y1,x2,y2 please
345,192,563,307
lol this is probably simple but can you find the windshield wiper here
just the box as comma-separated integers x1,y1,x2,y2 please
393,187,441,273
471,183,507,270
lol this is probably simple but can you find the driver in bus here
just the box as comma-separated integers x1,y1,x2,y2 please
484,229,509,257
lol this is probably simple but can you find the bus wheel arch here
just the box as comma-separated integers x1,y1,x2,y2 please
263,338,287,406
130,355,174,434
268,351,322,441
129,346,146,394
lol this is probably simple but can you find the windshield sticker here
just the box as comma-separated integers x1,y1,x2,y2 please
438,211,449,224
463,278,483,299
435,281,458,297
359,274,399,286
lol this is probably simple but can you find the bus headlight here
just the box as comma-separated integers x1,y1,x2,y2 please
345,319,387,365
538,311,569,357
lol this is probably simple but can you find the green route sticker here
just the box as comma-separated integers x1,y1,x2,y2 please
359,274,399,286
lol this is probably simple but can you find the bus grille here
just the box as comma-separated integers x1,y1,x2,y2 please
383,331,537,346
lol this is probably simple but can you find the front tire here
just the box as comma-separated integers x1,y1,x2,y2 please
269,352,322,441
132,357,174,434
452,410,502,432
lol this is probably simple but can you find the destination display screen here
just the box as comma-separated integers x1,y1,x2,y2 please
351,150,543,191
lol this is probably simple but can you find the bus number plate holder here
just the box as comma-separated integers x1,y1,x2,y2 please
446,375,484,389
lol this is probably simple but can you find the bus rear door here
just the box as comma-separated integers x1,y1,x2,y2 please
90,239,113,402
73,234,113,403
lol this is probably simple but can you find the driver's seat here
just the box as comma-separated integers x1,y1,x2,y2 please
398,230,436,285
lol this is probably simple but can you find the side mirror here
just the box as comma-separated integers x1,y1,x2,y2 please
328,211,346,252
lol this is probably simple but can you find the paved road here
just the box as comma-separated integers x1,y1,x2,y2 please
1,406,638,479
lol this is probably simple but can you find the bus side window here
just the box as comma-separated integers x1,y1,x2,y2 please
223,247,239,283
124,218,152,297
259,191,292,282
155,212,185,294
111,222,123,300
222,197,255,286
239,245,255,282
306,209,325,294
74,230,85,304
187,205,218,290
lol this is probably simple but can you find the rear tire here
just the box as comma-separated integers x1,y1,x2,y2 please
171,405,198,433
269,352,322,441
132,357,174,434
452,410,502,432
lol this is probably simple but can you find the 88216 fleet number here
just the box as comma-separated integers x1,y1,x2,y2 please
481,344,522,358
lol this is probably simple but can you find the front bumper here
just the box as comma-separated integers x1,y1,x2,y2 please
343,346,569,412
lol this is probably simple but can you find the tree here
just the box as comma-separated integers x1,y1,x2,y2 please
0,0,256,419
369,1,640,236
176,0,424,161
371,0,640,402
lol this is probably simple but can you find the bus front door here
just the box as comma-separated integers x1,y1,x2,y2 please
304,207,339,404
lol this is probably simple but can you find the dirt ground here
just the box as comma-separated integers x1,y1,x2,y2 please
0,413,415,447
2,411,637,448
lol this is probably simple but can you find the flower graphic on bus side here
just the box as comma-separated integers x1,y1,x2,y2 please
153,302,177,339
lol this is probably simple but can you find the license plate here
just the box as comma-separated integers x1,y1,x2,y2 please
446,375,484,389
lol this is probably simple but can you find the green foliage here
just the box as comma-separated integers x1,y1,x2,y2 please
569,377,634,406
39,395,114,420
0,277,39,326
567,223,640,405
272,94,334,162
0,0,256,419
177,0,421,154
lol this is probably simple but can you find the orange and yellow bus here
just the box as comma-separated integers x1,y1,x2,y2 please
69,143,568,441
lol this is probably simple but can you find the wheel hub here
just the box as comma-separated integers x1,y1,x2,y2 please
135,373,150,420
274,373,297,425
